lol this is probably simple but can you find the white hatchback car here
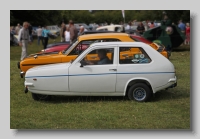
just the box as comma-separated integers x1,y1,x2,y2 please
24,42,177,102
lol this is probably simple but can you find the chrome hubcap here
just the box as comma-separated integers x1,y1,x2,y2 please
133,87,146,101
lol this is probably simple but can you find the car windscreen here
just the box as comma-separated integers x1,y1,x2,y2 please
62,39,78,54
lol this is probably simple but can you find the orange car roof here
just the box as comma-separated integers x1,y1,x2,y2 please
78,33,130,41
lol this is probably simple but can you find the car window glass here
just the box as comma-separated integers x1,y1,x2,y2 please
68,39,120,56
115,27,121,32
80,48,114,65
119,47,151,64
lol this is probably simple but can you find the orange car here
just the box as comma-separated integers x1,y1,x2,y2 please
18,33,169,78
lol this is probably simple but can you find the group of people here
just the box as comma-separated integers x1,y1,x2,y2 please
178,20,190,45
10,23,33,46
17,20,84,61
16,21,51,61
124,20,154,35
60,20,85,43
15,17,190,62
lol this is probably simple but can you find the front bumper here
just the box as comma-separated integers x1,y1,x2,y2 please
20,71,24,78
17,61,24,78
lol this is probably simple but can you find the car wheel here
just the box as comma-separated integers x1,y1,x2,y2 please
32,93,51,101
17,61,20,69
128,83,152,102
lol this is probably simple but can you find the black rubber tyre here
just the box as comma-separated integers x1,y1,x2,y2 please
128,83,152,102
20,73,23,78
32,93,51,101
17,61,20,69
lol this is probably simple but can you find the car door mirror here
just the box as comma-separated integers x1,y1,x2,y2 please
80,60,86,67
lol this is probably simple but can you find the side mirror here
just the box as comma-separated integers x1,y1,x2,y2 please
80,60,86,67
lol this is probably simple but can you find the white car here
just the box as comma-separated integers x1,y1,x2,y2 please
24,42,177,102
96,25,124,32
46,25,60,36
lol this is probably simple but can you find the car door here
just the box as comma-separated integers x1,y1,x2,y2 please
68,46,117,93
116,46,152,93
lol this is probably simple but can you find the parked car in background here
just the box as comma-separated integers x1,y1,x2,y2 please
96,25,125,32
42,32,168,58
18,33,169,78
46,25,60,36
42,31,162,54
32,26,38,39
75,23,90,31
88,23,99,30
24,42,177,102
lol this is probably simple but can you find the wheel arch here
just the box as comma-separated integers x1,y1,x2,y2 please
123,78,154,96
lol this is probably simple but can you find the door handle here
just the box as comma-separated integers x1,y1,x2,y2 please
109,69,117,71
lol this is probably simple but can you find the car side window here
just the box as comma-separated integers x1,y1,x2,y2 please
98,29,108,31
80,48,114,65
115,27,121,32
119,47,151,64
68,39,120,56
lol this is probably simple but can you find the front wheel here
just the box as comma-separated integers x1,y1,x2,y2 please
128,83,152,102
32,93,51,101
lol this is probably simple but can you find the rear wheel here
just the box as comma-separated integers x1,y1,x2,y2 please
128,83,152,102
32,93,51,101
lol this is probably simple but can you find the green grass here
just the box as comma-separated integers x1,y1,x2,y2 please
10,37,190,129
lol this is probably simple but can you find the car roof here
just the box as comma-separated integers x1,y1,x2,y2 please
89,41,148,48
81,31,117,34
98,24,123,28
78,33,130,41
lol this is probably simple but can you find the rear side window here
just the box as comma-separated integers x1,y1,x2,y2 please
98,28,108,31
119,47,151,64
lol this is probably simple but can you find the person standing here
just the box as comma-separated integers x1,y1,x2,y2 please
15,23,21,35
78,26,85,36
149,22,155,28
42,26,50,49
178,20,186,33
60,23,66,42
126,21,132,30
185,23,190,45
28,23,33,42
136,22,145,35
36,26,43,46
64,26,70,43
18,21,31,61
69,20,78,43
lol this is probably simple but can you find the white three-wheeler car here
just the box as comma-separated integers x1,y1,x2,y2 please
24,42,177,102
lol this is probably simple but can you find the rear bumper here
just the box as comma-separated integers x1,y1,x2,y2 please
155,76,177,92
166,76,177,89
166,82,177,89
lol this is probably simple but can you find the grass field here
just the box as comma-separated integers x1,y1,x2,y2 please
10,37,190,129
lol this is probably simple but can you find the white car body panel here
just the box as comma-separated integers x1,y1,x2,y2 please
25,63,71,92
96,25,124,32
25,42,176,97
